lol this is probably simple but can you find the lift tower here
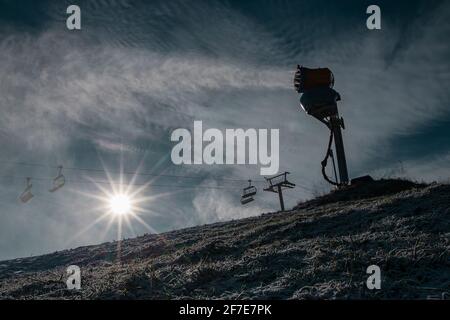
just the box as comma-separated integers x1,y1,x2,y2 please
263,172,295,211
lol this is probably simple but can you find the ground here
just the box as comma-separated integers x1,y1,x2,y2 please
0,179,449,300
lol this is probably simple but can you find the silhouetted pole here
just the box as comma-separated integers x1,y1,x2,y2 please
263,172,295,212
277,185,285,211
330,115,349,185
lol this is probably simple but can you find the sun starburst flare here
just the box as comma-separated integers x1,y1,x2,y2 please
64,154,182,259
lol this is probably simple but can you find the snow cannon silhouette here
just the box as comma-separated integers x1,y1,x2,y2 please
294,65,349,187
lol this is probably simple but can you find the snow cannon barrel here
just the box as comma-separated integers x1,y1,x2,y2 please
293,65,334,93
294,65,340,120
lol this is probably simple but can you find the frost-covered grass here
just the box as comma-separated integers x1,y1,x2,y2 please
0,179,449,300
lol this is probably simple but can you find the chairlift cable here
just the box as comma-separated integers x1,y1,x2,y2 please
0,163,314,194
0,163,315,195
0,159,316,191
0,174,238,190
0,159,266,183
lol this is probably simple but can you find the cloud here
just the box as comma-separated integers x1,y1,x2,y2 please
0,0,449,259
369,151,450,183
192,183,268,223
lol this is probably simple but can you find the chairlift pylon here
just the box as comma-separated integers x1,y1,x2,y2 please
19,177,34,203
263,172,295,211
240,180,257,205
49,165,65,192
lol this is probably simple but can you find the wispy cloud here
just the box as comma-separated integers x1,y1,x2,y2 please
0,0,449,259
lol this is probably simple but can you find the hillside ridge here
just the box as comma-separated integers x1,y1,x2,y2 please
0,179,449,299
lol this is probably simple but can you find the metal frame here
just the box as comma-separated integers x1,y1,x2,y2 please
241,180,257,205
329,115,349,185
49,165,65,192
263,172,295,211
294,65,349,187
19,177,34,203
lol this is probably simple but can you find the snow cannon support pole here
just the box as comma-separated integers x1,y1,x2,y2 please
330,115,349,186
277,185,285,211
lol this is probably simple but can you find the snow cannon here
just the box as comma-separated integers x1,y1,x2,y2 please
294,65,349,187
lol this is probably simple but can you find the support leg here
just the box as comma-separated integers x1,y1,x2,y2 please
277,185,285,211
330,116,349,185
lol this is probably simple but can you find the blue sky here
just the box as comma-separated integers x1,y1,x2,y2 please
0,0,449,260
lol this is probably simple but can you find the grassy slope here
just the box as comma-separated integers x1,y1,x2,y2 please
0,180,449,300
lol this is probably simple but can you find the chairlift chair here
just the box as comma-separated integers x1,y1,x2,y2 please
240,196,254,205
240,180,257,205
49,165,65,192
19,177,34,203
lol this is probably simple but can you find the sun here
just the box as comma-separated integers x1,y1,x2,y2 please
109,194,132,215
67,156,178,260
